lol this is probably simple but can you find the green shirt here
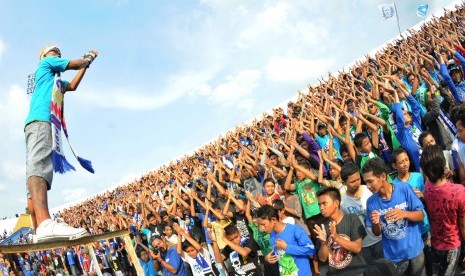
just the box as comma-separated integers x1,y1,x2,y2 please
294,178,321,219
249,222,299,275
376,100,401,149
279,254,299,276
248,222,272,256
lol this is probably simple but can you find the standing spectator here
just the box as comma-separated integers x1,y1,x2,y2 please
418,131,455,181
18,253,33,276
391,148,432,275
245,200,280,276
25,46,98,242
257,205,315,276
52,254,65,275
314,187,366,275
94,243,114,276
284,154,321,234
421,145,465,276
66,247,78,276
0,254,11,276
211,224,264,276
276,183,310,236
80,248,92,276
391,86,423,171
340,162,383,265
363,158,425,276
173,223,217,276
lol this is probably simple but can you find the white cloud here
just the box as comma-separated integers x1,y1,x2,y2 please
208,69,262,109
266,56,336,84
80,70,214,110
0,184,6,193
293,21,329,49
0,85,29,132
237,2,289,48
79,1,331,114
0,85,30,190
211,69,261,100
81,69,262,112
61,188,87,202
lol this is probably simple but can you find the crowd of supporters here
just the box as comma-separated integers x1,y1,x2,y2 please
5,2,465,276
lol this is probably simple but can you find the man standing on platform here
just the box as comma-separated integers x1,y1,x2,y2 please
25,45,98,243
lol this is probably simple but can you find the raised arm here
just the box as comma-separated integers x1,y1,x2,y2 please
174,223,202,252
66,50,98,70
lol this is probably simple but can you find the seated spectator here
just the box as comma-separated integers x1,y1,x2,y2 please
150,235,187,276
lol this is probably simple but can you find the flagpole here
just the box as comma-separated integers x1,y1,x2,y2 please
394,3,402,37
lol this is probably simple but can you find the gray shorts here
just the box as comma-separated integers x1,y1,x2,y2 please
25,121,53,194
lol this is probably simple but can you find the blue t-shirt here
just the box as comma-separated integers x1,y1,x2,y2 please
393,172,430,235
366,182,424,262
140,258,157,276
160,246,186,276
270,223,315,276
316,134,342,160
25,56,70,125
66,248,76,265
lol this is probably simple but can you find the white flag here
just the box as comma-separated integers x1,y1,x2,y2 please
378,3,397,20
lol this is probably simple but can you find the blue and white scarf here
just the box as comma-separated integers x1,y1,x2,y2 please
50,73,94,174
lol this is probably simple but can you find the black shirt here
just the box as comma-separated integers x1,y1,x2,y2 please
221,237,264,276
318,214,367,276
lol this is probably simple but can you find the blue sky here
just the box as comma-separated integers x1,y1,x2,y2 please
0,0,457,218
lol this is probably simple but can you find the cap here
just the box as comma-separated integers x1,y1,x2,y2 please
448,63,462,74
39,45,60,60
83,248,89,254
317,122,327,128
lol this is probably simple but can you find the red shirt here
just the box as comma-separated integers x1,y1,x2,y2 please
424,180,465,250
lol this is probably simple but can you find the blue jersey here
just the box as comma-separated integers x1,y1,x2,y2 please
394,95,422,171
160,246,186,276
140,258,157,276
366,182,424,262
25,56,70,125
270,223,315,276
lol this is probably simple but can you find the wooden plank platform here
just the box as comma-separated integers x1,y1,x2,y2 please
0,229,129,253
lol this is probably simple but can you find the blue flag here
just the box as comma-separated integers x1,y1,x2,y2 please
417,4,428,18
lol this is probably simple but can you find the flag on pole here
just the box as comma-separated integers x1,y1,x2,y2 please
378,3,397,20
417,4,429,18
